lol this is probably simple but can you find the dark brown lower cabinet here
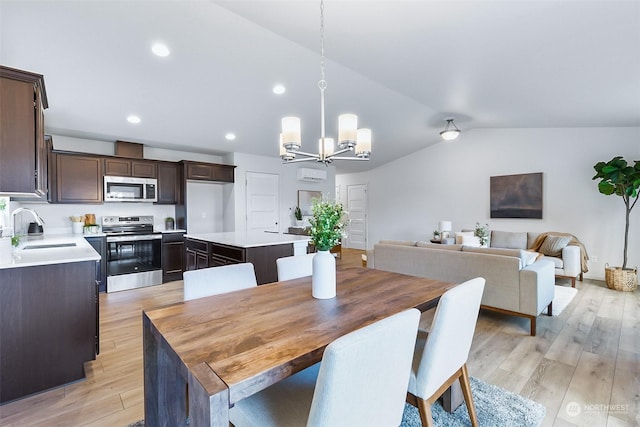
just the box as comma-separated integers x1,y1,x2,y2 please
0,261,98,403
184,238,294,285
162,233,184,283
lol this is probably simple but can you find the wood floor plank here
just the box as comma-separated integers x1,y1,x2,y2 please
557,351,616,426
610,349,640,426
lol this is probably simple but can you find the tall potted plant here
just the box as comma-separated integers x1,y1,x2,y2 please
593,156,640,291
308,197,346,299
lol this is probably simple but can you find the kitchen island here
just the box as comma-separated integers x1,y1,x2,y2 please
0,235,100,403
184,231,310,285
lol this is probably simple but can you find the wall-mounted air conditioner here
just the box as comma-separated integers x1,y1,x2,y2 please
296,168,327,182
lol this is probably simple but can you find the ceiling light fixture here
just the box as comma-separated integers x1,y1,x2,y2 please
440,118,460,141
273,84,286,95
225,133,236,141
279,0,371,165
127,115,141,124
151,43,170,57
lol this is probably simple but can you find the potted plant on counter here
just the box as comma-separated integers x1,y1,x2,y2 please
294,206,304,227
165,216,175,230
593,156,640,291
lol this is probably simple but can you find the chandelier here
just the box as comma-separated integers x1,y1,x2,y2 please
279,0,371,165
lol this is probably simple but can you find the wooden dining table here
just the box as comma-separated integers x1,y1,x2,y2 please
143,266,455,426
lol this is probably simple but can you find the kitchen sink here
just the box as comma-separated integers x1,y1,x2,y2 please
22,243,77,250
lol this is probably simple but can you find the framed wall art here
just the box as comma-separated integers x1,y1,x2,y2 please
297,190,322,216
490,172,543,219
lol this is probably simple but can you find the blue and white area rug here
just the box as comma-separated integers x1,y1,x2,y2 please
401,377,546,427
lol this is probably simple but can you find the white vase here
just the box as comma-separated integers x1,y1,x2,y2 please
312,250,336,299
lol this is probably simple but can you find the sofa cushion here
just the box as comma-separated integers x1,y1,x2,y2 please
539,235,572,257
540,255,564,269
490,230,528,249
416,241,463,251
379,240,417,246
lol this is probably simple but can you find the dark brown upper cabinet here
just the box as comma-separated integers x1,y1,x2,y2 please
104,158,157,178
50,153,103,204
0,65,48,197
156,161,181,205
183,161,235,183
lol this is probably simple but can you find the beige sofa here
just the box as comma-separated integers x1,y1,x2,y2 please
488,230,583,287
368,240,556,335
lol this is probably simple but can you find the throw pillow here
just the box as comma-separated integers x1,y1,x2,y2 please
454,231,474,244
539,235,572,257
461,235,481,247
520,250,540,266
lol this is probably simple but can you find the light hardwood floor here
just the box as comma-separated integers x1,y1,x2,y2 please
0,249,638,426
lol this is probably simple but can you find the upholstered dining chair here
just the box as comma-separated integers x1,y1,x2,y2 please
183,262,257,301
406,277,486,427
229,308,421,427
276,253,315,281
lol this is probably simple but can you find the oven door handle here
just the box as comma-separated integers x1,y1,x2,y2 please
106,234,163,243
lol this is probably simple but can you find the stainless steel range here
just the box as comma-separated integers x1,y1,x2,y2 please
102,215,162,292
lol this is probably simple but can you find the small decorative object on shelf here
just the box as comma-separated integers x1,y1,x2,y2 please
309,196,346,299
432,229,441,241
474,222,490,247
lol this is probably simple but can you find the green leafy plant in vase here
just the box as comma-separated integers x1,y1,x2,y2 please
593,156,640,291
308,197,346,299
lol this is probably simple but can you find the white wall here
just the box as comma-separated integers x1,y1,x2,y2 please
337,127,640,280
229,152,336,233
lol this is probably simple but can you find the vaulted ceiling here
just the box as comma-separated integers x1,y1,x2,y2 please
1,1,638,173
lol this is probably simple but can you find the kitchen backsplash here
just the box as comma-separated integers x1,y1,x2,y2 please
11,200,177,235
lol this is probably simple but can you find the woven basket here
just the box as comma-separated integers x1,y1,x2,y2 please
604,264,638,292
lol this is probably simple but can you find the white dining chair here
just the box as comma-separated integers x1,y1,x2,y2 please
183,263,257,301
229,308,421,427
406,277,485,427
276,253,315,281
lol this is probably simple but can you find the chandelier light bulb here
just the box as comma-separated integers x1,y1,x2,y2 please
319,137,335,157
355,128,371,158
282,116,301,150
338,114,358,149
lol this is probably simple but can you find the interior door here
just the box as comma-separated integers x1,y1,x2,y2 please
246,172,279,232
347,184,367,250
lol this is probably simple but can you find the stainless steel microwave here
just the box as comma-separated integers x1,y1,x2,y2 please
104,176,157,202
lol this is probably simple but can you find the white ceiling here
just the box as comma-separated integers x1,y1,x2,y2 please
1,1,638,173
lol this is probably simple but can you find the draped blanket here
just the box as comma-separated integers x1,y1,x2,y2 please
531,232,589,274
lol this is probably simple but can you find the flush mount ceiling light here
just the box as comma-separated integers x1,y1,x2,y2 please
225,133,236,141
273,84,286,95
151,42,170,57
127,115,141,124
440,118,460,141
279,0,371,165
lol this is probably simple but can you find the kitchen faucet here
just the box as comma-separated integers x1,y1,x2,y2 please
10,208,45,236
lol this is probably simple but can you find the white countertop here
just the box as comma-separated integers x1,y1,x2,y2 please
0,234,101,270
185,231,311,248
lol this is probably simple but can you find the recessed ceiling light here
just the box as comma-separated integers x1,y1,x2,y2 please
151,43,170,57
127,115,141,124
225,133,236,141
273,84,286,95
